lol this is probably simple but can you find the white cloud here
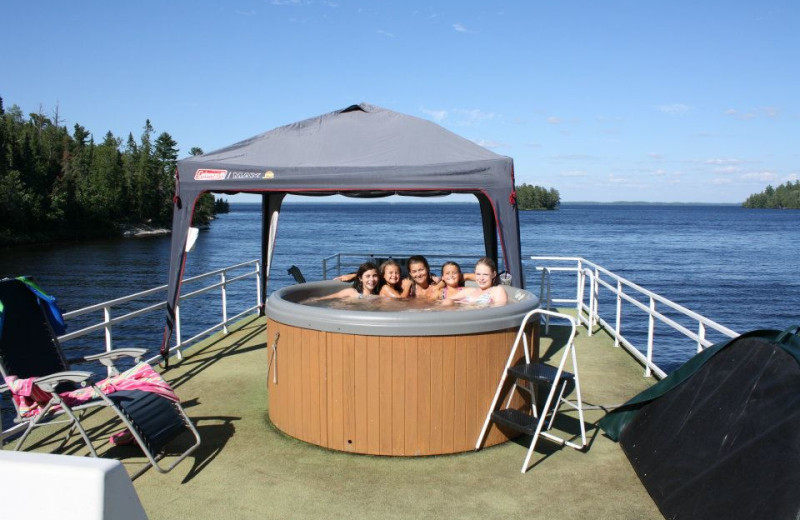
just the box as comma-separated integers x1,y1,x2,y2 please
453,108,497,126
657,103,690,115
472,139,505,149
546,116,561,125
453,23,468,32
741,171,778,182
704,158,740,165
377,29,395,38
607,173,630,184
421,107,447,122
725,107,779,120
560,170,587,178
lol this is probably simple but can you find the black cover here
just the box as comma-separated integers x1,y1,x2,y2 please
0,278,70,379
601,330,800,520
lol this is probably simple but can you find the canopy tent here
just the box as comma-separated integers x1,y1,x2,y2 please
160,103,523,360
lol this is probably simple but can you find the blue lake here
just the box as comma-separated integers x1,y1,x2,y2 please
1,201,798,373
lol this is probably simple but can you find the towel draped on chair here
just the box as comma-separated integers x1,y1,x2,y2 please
4,362,179,418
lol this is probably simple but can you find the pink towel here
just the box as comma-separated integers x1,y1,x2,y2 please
4,362,180,418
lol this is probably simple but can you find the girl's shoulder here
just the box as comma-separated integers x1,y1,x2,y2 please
380,285,401,298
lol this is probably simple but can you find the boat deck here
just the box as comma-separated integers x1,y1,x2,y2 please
7,313,664,519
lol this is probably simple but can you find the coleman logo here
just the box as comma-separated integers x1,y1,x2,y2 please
194,169,227,180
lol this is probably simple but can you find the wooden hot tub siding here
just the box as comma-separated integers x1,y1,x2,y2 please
267,318,537,456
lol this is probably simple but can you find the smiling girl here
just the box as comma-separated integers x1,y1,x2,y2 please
443,257,507,306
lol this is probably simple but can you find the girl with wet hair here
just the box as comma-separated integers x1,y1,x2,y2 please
407,255,439,300
319,262,381,300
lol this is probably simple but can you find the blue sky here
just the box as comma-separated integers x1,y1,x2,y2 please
2,1,797,203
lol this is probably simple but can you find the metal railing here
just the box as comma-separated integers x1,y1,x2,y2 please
530,256,739,380
321,252,739,379
59,259,261,366
1,260,262,443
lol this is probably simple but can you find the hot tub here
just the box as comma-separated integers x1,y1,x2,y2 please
266,281,540,456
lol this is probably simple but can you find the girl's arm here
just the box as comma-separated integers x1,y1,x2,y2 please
400,278,412,298
490,286,508,305
317,287,358,300
445,287,475,303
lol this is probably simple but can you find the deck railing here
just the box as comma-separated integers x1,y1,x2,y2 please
58,259,262,366
322,253,739,379
1,260,262,442
530,256,739,379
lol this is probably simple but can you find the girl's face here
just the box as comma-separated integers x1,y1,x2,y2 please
383,265,401,285
409,261,430,286
474,264,496,290
360,269,380,293
441,265,462,288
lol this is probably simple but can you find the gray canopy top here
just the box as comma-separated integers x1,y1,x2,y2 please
161,103,523,359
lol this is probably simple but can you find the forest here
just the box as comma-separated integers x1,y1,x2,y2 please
515,183,560,210
742,181,800,209
0,97,224,246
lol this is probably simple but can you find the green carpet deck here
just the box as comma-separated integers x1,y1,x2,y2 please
6,313,663,519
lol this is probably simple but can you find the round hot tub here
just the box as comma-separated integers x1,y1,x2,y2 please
266,280,540,456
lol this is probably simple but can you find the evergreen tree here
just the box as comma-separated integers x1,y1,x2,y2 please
743,181,800,209
154,132,178,225
515,183,560,210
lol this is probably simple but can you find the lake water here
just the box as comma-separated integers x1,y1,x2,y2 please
1,201,798,375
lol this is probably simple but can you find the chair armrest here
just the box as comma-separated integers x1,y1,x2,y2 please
82,348,148,367
34,371,93,393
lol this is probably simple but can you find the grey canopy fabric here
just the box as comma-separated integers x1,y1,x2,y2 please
161,103,523,359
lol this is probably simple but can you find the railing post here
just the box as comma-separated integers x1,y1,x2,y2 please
646,296,655,377
221,272,229,334
576,268,584,326
615,280,622,347
175,304,183,360
322,258,328,280
697,322,706,353
103,305,113,377
539,268,552,334
575,259,583,315
592,267,600,327
255,261,262,312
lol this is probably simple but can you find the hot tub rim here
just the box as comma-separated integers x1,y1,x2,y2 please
266,280,540,336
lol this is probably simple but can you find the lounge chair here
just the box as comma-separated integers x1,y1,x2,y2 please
0,277,201,478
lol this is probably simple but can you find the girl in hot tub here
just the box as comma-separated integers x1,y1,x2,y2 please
437,261,468,300
318,262,381,300
378,259,412,298
407,255,441,300
443,257,507,306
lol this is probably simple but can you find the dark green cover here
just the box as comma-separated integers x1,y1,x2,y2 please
598,326,800,441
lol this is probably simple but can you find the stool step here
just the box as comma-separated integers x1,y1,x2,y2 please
491,409,538,436
508,363,574,384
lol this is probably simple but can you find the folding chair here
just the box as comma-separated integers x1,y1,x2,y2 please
0,277,200,478
476,309,586,473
